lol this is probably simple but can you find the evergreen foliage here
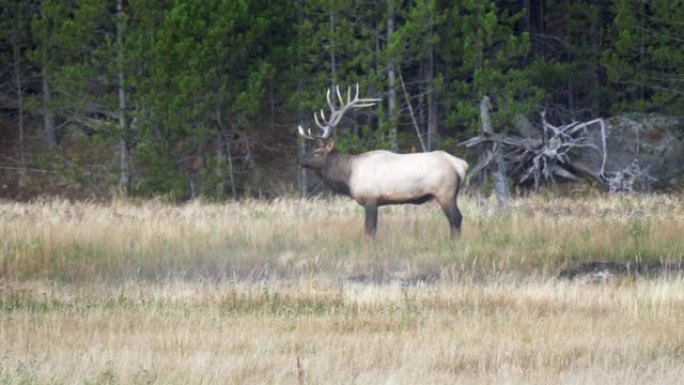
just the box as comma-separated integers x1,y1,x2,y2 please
0,0,682,199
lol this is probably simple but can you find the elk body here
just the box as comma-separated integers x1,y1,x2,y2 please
298,84,468,239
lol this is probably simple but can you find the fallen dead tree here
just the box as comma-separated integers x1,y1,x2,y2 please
459,104,664,192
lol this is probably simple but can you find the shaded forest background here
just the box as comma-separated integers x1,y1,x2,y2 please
1,0,683,201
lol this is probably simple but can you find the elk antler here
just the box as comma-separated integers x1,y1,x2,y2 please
298,83,380,140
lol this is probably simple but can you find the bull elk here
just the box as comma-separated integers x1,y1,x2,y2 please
298,84,468,239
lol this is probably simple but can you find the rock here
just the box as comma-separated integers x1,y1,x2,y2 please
574,114,684,189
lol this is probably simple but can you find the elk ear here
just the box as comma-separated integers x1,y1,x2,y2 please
324,140,335,153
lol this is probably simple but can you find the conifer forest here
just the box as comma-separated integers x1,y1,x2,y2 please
1,0,683,199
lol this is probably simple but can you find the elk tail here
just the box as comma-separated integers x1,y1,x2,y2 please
449,156,468,181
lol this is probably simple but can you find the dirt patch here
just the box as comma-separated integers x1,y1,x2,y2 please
559,260,684,283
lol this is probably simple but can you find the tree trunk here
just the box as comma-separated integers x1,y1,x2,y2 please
374,13,384,133
219,128,237,199
426,43,437,151
298,136,308,197
386,0,398,152
399,70,426,152
297,0,308,198
117,0,131,190
38,6,58,150
216,106,237,199
480,96,509,208
41,64,57,148
588,0,601,117
13,42,26,175
329,9,337,84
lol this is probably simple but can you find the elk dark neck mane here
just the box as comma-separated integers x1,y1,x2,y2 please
317,152,353,196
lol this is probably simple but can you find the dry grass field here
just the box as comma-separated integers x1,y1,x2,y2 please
1,194,684,384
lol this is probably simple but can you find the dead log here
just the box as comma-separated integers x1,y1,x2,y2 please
459,111,676,192
460,111,612,191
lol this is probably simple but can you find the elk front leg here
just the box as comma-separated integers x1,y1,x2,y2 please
363,201,378,238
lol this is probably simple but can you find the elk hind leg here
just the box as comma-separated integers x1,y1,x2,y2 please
436,194,462,240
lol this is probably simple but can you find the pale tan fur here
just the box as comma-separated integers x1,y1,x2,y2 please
348,150,468,205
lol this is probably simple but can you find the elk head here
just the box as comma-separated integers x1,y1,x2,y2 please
298,83,380,169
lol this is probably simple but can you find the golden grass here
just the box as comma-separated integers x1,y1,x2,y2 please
1,194,683,282
2,278,684,384
1,194,684,383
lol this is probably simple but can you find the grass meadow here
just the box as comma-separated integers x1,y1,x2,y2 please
1,194,684,384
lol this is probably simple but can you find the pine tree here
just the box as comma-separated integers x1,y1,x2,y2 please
290,0,381,146
602,0,684,115
29,0,70,148
391,0,446,151
134,0,273,199
535,0,610,120
438,0,542,139
0,0,35,169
